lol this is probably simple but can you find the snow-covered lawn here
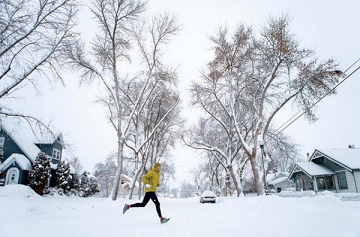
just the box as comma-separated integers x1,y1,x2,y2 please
1,185,360,237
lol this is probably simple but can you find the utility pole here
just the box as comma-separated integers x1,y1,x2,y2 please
259,140,267,195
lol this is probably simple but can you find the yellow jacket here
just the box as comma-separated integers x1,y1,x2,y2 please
142,166,160,193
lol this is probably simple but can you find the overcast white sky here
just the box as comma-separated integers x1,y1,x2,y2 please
3,0,360,185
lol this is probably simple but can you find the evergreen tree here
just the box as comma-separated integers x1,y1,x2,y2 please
54,160,71,195
28,152,51,195
69,173,80,196
79,171,100,198
87,176,100,197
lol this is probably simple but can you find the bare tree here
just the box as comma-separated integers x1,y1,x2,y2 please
179,181,196,198
184,114,246,196
64,0,146,201
0,0,79,138
263,131,301,173
68,156,83,174
64,0,180,200
0,0,78,99
187,14,343,195
158,160,176,195
191,160,218,195
123,85,182,199
93,155,117,197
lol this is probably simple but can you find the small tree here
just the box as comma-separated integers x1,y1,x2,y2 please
54,160,72,195
179,182,196,198
69,173,80,196
79,171,100,198
68,156,83,174
93,156,117,197
28,152,51,195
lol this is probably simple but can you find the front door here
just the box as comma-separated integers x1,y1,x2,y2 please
6,168,19,185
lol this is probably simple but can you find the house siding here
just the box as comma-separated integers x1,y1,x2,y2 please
0,131,26,162
0,163,29,186
274,180,294,193
353,170,360,193
35,141,62,165
335,170,357,193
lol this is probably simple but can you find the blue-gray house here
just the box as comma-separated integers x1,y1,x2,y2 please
0,120,64,187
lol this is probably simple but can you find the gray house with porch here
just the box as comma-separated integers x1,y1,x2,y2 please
288,149,360,193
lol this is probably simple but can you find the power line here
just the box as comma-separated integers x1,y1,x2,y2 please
275,58,360,136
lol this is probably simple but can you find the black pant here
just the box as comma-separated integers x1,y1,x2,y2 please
130,192,162,218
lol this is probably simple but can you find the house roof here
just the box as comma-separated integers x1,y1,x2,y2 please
1,118,65,162
34,133,64,146
269,176,290,185
293,162,335,177
312,149,360,170
1,120,41,162
120,174,139,188
266,172,289,182
0,153,32,172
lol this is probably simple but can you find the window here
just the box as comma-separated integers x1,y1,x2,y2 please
52,148,61,160
325,175,334,190
337,172,348,189
316,176,325,190
316,176,334,190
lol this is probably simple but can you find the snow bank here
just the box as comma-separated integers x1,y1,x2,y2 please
0,184,39,198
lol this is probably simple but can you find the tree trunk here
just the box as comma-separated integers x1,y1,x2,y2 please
249,148,261,196
32,183,46,196
111,121,125,200
128,166,142,200
228,165,242,197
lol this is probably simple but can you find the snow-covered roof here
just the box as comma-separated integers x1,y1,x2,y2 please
268,176,293,185
266,172,289,182
0,153,32,172
313,149,360,170
120,174,140,188
121,174,133,181
295,162,335,176
34,133,63,146
1,120,41,162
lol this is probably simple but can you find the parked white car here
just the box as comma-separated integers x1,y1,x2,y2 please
200,190,216,204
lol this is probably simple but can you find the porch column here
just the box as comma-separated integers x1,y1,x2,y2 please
313,176,318,193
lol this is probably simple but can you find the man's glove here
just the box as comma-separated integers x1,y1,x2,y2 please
145,184,151,188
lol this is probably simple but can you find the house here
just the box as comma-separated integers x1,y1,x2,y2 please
266,171,294,193
119,174,140,198
0,120,65,187
288,148,360,193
